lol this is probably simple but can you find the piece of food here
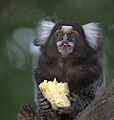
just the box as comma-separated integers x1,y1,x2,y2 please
39,78,71,109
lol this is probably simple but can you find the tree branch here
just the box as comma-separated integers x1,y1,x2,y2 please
77,79,114,120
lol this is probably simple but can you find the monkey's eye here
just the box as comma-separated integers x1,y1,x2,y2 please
70,31,79,37
57,32,63,36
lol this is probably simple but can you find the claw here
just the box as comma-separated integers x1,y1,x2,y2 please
39,97,47,102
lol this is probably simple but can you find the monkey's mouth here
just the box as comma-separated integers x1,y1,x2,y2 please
57,41,74,55
59,42,71,47
57,41,72,47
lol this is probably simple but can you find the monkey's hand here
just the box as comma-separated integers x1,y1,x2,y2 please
38,93,61,120
56,93,78,114
38,92,52,113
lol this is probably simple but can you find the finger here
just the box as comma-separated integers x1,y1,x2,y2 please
40,104,51,110
67,94,75,102
69,93,79,102
39,101,50,106
56,107,68,114
39,97,47,102
39,102,51,110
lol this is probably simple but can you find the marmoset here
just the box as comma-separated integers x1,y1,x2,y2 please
33,20,105,120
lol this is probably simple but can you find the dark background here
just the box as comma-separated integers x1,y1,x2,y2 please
0,0,114,119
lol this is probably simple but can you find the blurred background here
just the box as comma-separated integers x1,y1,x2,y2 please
0,0,114,119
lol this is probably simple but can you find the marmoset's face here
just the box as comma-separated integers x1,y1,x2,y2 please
55,26,80,56
50,22,85,56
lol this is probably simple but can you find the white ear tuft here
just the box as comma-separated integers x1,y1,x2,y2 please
82,23,103,50
34,20,55,46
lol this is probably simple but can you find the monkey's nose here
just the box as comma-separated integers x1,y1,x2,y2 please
62,34,70,41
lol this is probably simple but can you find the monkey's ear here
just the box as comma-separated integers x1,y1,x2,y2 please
82,23,103,50
34,20,55,46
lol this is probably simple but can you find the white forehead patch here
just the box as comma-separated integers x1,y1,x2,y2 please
61,26,73,32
